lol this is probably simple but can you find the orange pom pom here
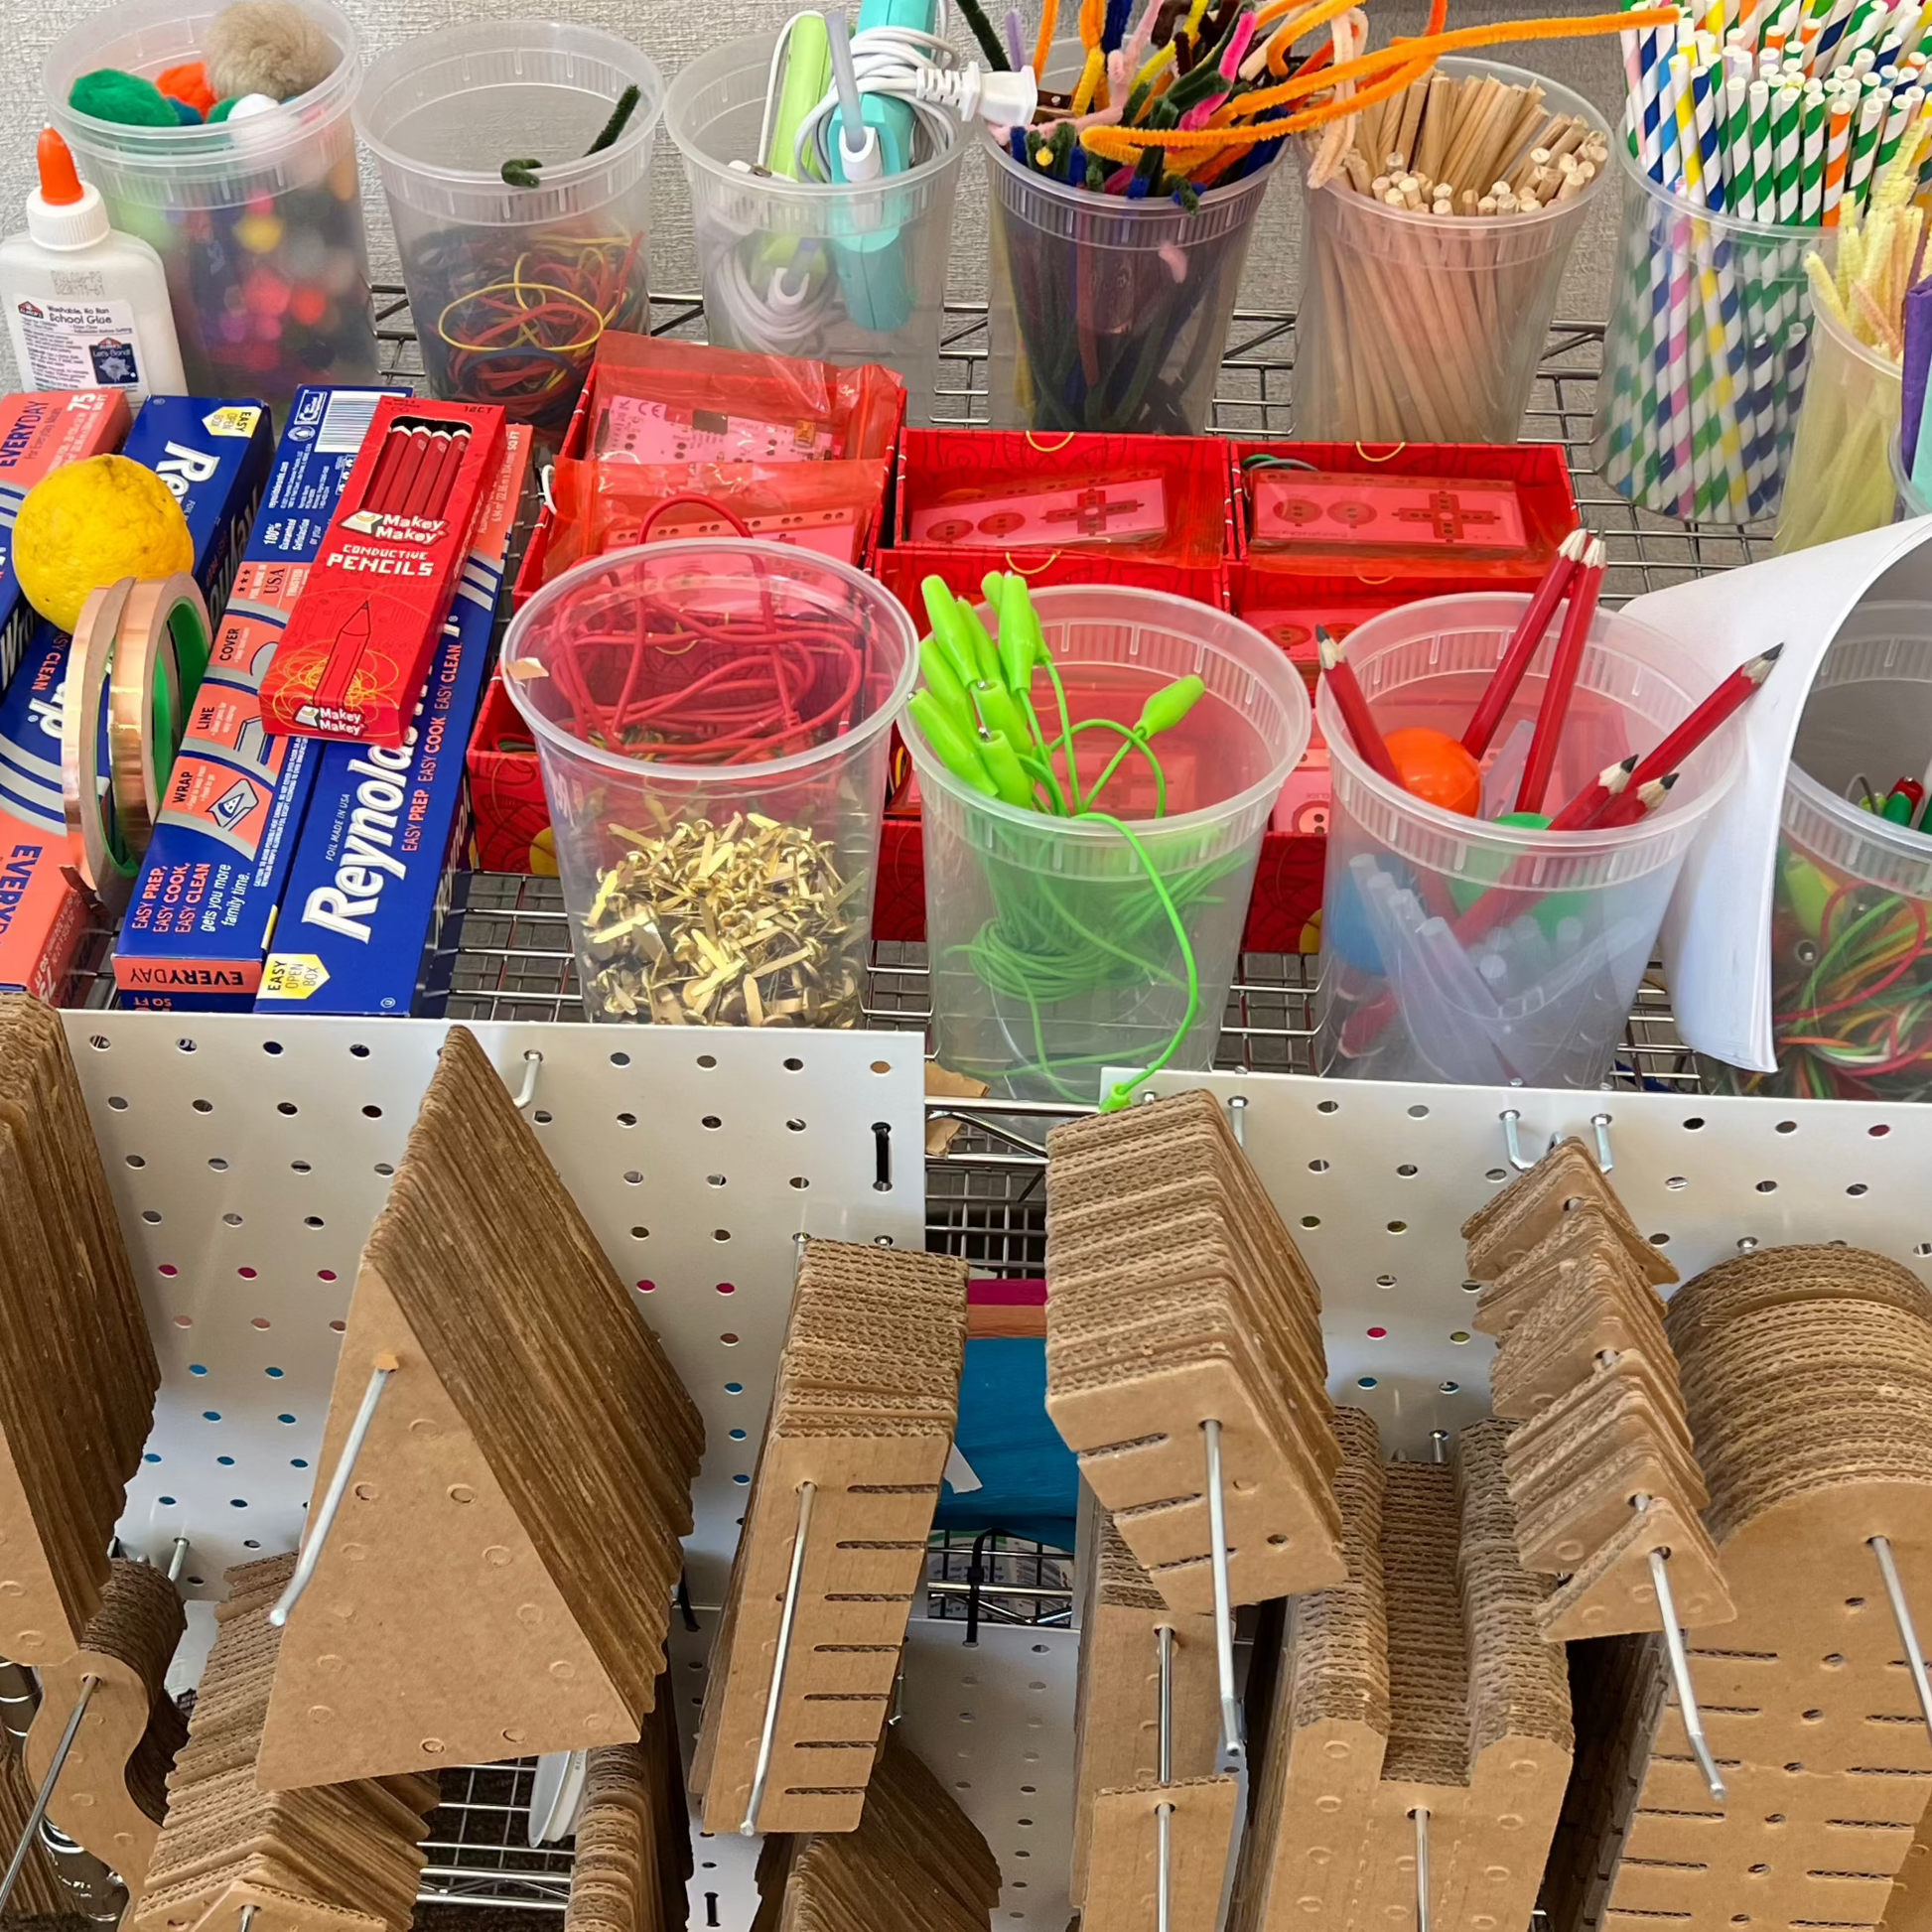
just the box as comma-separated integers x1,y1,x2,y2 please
1387,727,1481,816
157,62,216,115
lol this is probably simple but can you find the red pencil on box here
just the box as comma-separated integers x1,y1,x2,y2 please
361,423,410,510
1463,528,1587,759
381,427,431,515
1318,627,1405,788
1582,643,1782,825
1515,536,1605,814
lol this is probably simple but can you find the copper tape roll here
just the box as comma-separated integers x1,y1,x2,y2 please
62,574,205,911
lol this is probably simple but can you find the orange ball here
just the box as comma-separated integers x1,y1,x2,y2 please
1387,726,1482,816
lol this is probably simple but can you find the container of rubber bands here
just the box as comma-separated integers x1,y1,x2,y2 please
357,23,664,433
1715,604,1932,1101
665,32,965,423
983,35,1279,436
499,541,917,1027
1293,58,1609,444
903,586,1309,1102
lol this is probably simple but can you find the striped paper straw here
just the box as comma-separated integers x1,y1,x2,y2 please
1847,74,1888,198
1693,56,1729,206
1726,73,1758,210
1750,74,1778,193
1816,0,1864,69
1799,84,1828,215
1773,80,1805,215
1822,88,1855,211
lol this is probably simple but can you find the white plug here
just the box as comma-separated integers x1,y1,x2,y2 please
921,63,1038,128
839,119,883,182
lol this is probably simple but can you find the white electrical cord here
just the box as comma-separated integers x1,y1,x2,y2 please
712,238,843,354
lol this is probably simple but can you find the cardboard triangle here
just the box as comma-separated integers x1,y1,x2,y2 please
257,1265,635,1789
1535,1494,1734,1642
27,1557,186,1891
1462,1139,1677,1289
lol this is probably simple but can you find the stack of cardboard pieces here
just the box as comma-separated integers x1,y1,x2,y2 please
1043,1091,1345,1613
0,996,160,1672
1462,1138,1732,1642
0,1733,69,1915
133,1555,437,1932
562,1709,691,1932
1235,1413,1572,1932
26,1556,188,1893
695,1239,968,1836
1073,1509,1233,1932
261,1027,704,1787
1546,1245,1932,1932
751,1732,1002,1932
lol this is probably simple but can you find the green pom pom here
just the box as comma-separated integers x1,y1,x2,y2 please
71,70,181,127
207,95,238,121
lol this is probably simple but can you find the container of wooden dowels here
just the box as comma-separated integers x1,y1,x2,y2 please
500,541,917,1027
1293,60,1609,445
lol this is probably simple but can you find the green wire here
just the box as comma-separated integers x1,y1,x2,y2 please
1073,721,1165,816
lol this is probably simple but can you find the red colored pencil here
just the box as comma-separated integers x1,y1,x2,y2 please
1318,627,1405,788
1462,528,1586,758
1514,536,1605,814
381,428,431,515
1548,755,1636,831
403,432,452,518
360,424,408,511
425,430,470,520
1593,771,1676,829
1586,643,1782,822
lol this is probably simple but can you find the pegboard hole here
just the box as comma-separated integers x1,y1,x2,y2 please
1683,1116,1705,1130
784,1057,803,1072
176,1038,198,1054
1301,1215,1320,1229
697,1054,717,1068
374,1162,394,1176
251,1317,271,1329
329,1319,345,1333
217,1454,234,1466
160,1267,178,1280
1871,1123,1892,1137
1356,1376,1378,1390
190,1364,207,1376
291,1458,309,1469
203,1411,220,1423
207,1157,228,1172
786,1118,806,1132
223,1212,243,1227
1396,1163,1417,1176
1317,1099,1339,1114
278,1414,296,1426
1367,1326,1387,1340
725,1381,743,1394
276,1102,297,1116
790,1176,809,1189
87,1035,109,1051
1440,1380,1460,1394
707,1173,727,1187
1450,1330,1471,1344
1406,1104,1429,1118
1649,1232,1671,1246
1802,1709,1823,1723
361,1105,382,1120
733,1473,750,1486
618,1113,637,1128
292,1160,311,1173
262,1040,282,1055
1309,1159,1329,1173
729,1429,747,1442
1485,1168,1506,1182
1387,1221,1408,1234
265,1366,284,1379
720,1333,740,1346
109,1095,128,1111
1268,1533,1290,1547
714,1228,732,1242
318,1269,337,1282
623,1171,643,1185
303,1215,324,1229
1917,1244,1932,1259
172,1312,190,1324
1775,1119,1797,1134
192,1098,212,1114
1823,1653,1846,1667
237,1266,257,1280
610,1050,630,1067
631,1227,649,1240
1848,1183,1869,1197
348,1043,370,1059
1462,1281,1481,1294
158,1495,177,1506
142,1209,161,1224
126,1154,145,1169
1665,1175,1688,1190
1755,1179,1777,1193
635,1282,656,1295
716,1283,736,1296
533,1110,552,1125
1375,1274,1396,1288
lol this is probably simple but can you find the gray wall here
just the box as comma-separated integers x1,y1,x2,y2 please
6,0,1626,388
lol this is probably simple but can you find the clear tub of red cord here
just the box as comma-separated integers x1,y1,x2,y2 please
500,541,918,1026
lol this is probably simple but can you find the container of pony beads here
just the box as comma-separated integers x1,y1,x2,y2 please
45,0,376,412
1717,604,1932,1101
499,541,918,1027
357,23,664,435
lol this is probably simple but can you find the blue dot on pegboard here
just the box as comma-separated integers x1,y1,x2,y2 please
143,1452,161,1464
278,1414,296,1425
189,1364,207,1376
729,1428,747,1441
291,1458,309,1469
733,1473,751,1485
725,1382,744,1395
1356,1376,1378,1390
203,1410,221,1422
217,1455,234,1466
158,1495,177,1506
265,1366,285,1379
229,1498,247,1508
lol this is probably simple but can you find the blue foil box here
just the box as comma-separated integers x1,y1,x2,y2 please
257,426,530,1016
113,386,406,1012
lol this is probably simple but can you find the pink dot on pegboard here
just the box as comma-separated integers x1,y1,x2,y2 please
717,1282,736,1296
329,1319,345,1333
237,1267,258,1280
159,1264,178,1278
317,1270,337,1282
251,1317,270,1329
1367,1326,1388,1340
173,1314,192,1328
636,1281,656,1294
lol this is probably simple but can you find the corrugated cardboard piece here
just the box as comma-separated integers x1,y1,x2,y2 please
260,1028,703,1788
753,1730,1002,1930
25,1557,186,1892
1044,1092,1345,1615
563,1707,691,1932
694,1240,967,1838
0,996,159,1668
1548,1245,1932,1932
133,1555,436,1932
1463,1140,1731,1642
1233,1414,1572,1932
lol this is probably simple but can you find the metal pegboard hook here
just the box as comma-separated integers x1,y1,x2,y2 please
1226,1094,1248,1148
1155,1621,1174,1932
167,1537,190,1586
1641,1499,1725,1802
1500,1110,1535,1172
742,1478,815,1836
1589,1112,1615,1173
0,1674,98,1915
510,1049,543,1112
1411,1806,1431,1932
1870,1536,1932,1754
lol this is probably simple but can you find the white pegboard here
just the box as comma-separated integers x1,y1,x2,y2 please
61,1012,925,1609
1136,1068,1932,1456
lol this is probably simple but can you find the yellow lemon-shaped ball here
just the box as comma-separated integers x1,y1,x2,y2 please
13,456,195,634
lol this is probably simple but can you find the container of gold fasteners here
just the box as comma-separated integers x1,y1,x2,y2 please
499,540,918,1026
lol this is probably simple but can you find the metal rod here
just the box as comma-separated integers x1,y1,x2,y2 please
1430,1430,1449,1464
238,1906,256,1932
167,1537,190,1585
1226,1094,1248,1147
1155,1617,1175,1932
1500,1109,1534,1172
269,1356,397,1628
742,1479,816,1837
0,1675,97,1915
1871,1536,1932,1753
1589,1111,1615,1172
511,1049,543,1111
1412,1807,1431,1932
1648,1544,1726,1801
1201,1420,1244,1760
1157,1624,1174,1784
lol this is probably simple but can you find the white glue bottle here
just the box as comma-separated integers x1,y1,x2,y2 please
0,128,186,404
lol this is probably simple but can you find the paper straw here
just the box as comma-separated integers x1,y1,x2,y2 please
1823,88,1855,212
1727,73,1758,211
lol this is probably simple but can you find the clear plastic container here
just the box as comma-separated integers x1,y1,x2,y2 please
1594,127,1821,526
1715,604,1932,1100
499,541,917,1026
904,587,1310,1102
357,24,663,434
46,0,376,410
1773,291,1901,554
665,36,963,423
1293,59,1605,444
985,41,1277,436
1316,592,1744,1089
